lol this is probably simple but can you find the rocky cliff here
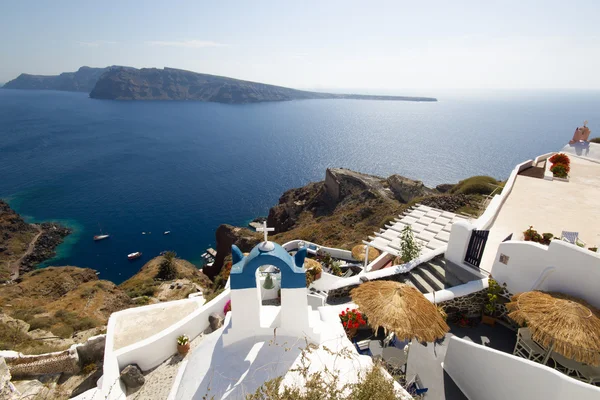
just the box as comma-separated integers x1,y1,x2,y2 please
89,67,437,103
208,168,473,278
3,67,109,92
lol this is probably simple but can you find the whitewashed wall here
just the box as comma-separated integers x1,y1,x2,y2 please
101,290,231,400
490,240,600,307
444,336,600,400
445,158,533,270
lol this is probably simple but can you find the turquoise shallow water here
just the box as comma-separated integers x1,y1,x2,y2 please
1,89,599,283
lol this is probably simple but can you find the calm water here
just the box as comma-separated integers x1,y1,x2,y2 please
1,89,598,283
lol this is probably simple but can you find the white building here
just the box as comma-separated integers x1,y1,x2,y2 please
76,141,600,400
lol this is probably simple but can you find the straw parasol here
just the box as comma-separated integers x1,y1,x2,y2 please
507,291,600,366
351,245,380,263
350,281,449,342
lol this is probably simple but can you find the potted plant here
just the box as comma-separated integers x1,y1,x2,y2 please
330,261,343,277
305,263,323,286
223,300,231,314
523,226,537,241
339,308,366,339
482,278,503,326
589,247,598,253
177,334,190,355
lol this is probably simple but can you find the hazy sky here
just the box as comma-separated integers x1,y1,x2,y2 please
1,0,599,91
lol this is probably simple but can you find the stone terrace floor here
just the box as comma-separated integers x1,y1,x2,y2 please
480,156,600,272
406,322,517,400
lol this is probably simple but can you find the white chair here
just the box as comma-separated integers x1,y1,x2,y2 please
551,351,600,384
513,328,548,363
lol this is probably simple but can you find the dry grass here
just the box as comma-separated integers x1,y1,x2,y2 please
119,256,211,301
272,201,405,251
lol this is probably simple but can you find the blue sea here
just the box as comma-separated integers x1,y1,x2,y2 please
1,89,598,283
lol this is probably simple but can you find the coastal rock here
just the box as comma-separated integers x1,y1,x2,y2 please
435,183,455,193
20,222,72,274
208,312,224,331
120,364,145,389
386,174,435,203
206,225,261,280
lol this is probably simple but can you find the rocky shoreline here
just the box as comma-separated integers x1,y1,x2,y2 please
19,222,72,275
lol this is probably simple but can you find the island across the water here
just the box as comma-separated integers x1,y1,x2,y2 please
4,66,437,104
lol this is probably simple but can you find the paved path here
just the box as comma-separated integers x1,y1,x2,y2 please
10,224,42,280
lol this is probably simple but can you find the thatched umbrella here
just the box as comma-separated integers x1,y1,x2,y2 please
507,291,600,366
352,245,380,263
351,281,449,342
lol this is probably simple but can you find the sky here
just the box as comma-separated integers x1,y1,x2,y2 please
1,0,599,91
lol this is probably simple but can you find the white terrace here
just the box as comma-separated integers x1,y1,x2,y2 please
480,154,600,272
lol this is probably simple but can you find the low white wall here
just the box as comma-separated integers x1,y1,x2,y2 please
490,240,600,307
445,158,533,272
115,289,230,370
101,290,231,399
423,278,488,303
534,152,556,165
282,240,354,261
311,271,343,292
444,336,600,400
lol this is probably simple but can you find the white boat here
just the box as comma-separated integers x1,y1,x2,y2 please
94,234,110,241
164,231,171,235
128,252,142,260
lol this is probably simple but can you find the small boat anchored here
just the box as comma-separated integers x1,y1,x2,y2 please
94,224,110,241
164,231,171,235
128,252,142,260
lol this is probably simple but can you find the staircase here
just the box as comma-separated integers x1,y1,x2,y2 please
405,256,465,294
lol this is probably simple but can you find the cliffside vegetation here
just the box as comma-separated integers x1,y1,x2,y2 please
207,169,497,280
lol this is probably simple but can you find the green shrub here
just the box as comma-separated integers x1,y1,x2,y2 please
28,317,54,331
156,251,177,281
71,317,100,331
400,225,421,262
590,137,600,144
81,362,97,375
125,279,157,298
12,307,45,323
51,323,74,338
133,296,151,306
450,176,498,195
